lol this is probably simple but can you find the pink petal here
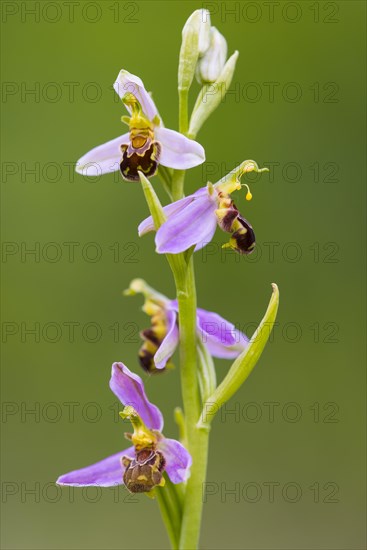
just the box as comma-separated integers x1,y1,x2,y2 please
206,328,249,359
113,70,158,120
154,310,179,369
156,195,217,254
56,449,133,487
158,438,192,484
155,127,205,169
194,220,218,251
138,195,195,236
110,363,164,431
76,133,129,176
197,308,237,347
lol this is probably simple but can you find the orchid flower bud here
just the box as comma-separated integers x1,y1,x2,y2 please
178,9,211,92
189,50,239,138
197,10,211,55
196,27,228,85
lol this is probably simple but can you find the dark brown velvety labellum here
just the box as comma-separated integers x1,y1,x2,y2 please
217,205,239,232
138,348,156,373
138,307,173,374
122,448,166,493
138,347,168,375
141,328,161,346
120,140,161,181
232,216,256,254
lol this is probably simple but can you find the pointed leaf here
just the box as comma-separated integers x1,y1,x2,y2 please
198,284,279,428
139,171,167,229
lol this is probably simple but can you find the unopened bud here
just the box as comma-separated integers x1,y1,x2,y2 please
197,10,211,55
196,27,228,84
178,9,211,91
189,50,239,138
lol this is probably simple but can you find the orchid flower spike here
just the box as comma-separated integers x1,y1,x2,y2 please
125,278,249,374
57,363,192,493
76,70,205,180
139,160,269,255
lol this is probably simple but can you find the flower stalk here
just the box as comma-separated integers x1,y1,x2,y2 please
62,9,280,550
139,169,208,549
139,172,201,444
169,57,209,543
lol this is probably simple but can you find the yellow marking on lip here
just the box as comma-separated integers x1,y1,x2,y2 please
132,135,147,149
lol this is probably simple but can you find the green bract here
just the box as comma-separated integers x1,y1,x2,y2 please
198,284,280,429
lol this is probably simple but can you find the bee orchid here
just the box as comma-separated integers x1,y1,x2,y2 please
125,279,249,374
139,160,268,255
76,70,205,180
57,363,192,492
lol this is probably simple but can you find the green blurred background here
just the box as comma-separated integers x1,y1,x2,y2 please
1,1,366,548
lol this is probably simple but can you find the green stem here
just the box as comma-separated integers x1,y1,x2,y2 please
142,75,211,546
171,169,185,202
156,486,180,550
170,80,210,548
158,166,174,200
171,86,189,202
172,258,200,444
178,88,189,135
174,407,187,449
170,256,210,550
179,426,210,549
